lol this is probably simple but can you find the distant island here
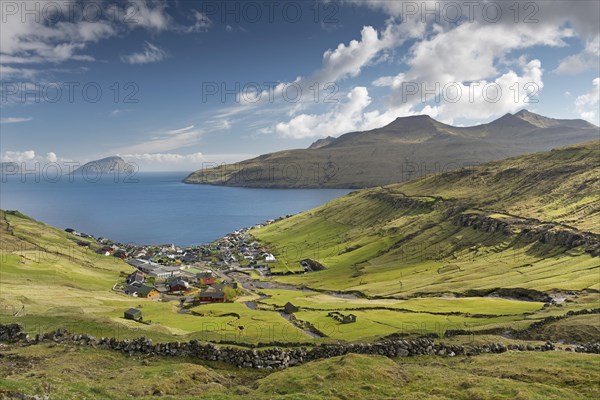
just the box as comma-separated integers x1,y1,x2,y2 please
71,156,133,176
184,110,599,188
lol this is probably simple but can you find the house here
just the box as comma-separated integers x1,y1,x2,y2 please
197,272,215,285
76,240,90,247
124,284,142,296
283,302,299,314
65,228,76,233
114,250,127,259
125,271,145,285
136,285,161,299
124,308,142,321
97,246,113,255
197,289,226,303
264,253,277,263
168,279,190,293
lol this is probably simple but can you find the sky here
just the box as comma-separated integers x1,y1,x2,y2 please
0,0,599,172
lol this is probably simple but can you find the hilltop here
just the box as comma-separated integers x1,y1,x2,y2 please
184,110,599,188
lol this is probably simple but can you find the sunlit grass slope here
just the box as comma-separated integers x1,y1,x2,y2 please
252,141,600,296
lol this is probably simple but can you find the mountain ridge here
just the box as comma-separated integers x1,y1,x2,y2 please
185,110,599,188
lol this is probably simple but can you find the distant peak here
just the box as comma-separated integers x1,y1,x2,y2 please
394,114,434,122
385,114,438,128
488,112,534,127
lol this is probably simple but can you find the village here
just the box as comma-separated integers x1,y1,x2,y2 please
64,216,331,325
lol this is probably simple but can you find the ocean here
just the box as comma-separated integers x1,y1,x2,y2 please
0,172,350,246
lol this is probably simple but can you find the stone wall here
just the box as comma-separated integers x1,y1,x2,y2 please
1,323,598,370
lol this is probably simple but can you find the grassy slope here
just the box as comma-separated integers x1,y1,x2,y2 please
252,141,600,297
0,343,598,400
0,210,310,344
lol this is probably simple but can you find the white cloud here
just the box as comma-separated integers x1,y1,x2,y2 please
275,87,373,139
555,35,600,75
1,150,36,163
121,42,167,64
115,125,204,154
0,0,207,79
117,151,257,171
316,25,398,82
120,152,205,163
1,150,71,166
575,77,600,123
0,117,32,124
109,109,132,117
177,10,212,33
125,0,172,31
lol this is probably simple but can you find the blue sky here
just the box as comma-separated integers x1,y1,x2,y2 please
1,0,598,171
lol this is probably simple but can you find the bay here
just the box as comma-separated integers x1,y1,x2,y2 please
0,172,350,246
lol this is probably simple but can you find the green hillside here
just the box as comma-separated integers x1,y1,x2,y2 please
252,140,600,297
0,211,310,344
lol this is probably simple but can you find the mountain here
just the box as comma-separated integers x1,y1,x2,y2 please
184,110,599,188
251,140,600,296
72,156,133,176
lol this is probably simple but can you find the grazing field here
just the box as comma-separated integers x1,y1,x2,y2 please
0,342,598,399
259,289,546,315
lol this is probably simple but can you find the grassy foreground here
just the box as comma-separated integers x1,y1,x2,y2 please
0,342,598,399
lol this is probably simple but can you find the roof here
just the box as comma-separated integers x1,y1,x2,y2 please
169,279,189,288
124,308,141,315
199,290,225,298
136,285,157,296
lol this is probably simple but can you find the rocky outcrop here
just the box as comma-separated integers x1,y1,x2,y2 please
456,213,600,256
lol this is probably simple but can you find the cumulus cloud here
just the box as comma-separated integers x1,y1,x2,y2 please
121,42,167,64
0,0,210,79
555,35,600,75
275,87,373,139
575,77,600,123
1,150,70,166
1,150,36,163
0,117,32,124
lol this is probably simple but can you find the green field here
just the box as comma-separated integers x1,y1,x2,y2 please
1,342,598,399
